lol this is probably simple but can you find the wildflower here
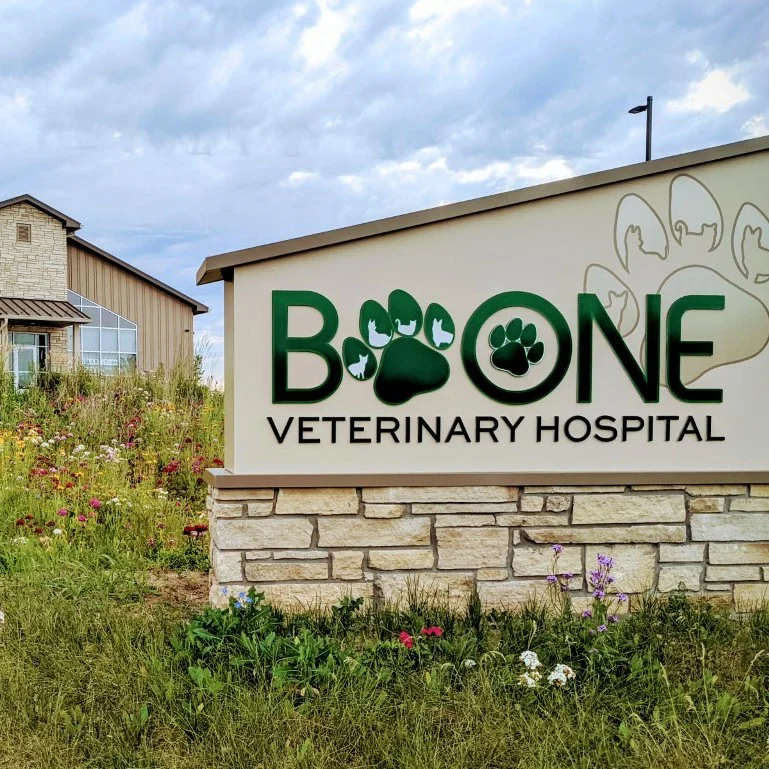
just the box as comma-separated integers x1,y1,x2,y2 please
89,498,102,510
597,624,607,633
547,664,576,687
399,631,414,649
581,609,592,618
220,587,229,596
518,671,541,688
552,544,563,554
420,626,443,637
608,615,619,624
183,523,209,538
593,589,605,599
597,554,614,568
76,514,87,523
463,659,476,668
53,528,64,536
563,572,573,580
546,575,558,584
12,536,27,545
57,508,68,517
15,518,24,527
617,593,628,603
519,650,541,670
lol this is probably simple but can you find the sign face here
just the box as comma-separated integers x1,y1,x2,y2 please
225,153,769,481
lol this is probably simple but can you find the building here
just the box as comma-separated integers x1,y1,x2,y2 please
0,194,207,387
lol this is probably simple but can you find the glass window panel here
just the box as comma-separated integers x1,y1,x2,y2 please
83,307,100,323
119,330,137,353
81,328,100,350
101,309,119,328
119,353,137,371
67,291,80,305
119,317,137,330
100,353,119,373
11,333,36,346
81,352,100,368
101,328,119,351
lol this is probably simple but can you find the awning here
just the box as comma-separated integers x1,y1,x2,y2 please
0,297,90,327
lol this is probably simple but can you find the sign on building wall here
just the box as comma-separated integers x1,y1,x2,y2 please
212,144,769,483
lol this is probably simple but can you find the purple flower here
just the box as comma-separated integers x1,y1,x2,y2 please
581,609,592,618
560,584,569,592
617,593,628,603
593,589,605,599
597,554,614,568
608,615,619,624
597,624,607,633
563,572,574,580
606,576,615,584
546,575,558,584
552,544,563,554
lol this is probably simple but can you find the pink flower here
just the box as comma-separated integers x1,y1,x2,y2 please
420,626,443,637
76,514,87,522
56,508,68,517
89,498,102,509
399,631,414,649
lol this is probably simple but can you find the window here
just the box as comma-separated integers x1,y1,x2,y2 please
67,290,138,373
16,223,31,243
8,332,48,388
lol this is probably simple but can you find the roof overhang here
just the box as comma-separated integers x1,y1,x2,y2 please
0,194,81,232
195,134,769,286
0,297,90,327
69,236,209,315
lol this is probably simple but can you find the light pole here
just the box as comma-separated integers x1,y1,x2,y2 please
628,95,653,161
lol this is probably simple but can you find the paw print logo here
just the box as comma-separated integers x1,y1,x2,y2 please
343,289,454,405
584,173,769,386
488,317,545,377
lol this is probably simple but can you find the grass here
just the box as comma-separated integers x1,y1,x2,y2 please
0,368,768,767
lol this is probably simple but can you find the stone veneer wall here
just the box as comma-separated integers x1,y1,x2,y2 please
208,484,769,612
0,203,68,301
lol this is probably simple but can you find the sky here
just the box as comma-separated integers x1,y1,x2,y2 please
0,0,767,382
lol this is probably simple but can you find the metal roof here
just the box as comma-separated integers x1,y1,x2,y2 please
69,236,209,315
0,194,82,232
196,134,769,285
0,297,90,326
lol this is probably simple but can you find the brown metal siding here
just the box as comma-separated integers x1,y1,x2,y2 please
67,241,194,371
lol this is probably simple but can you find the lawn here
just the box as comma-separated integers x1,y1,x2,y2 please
0,369,768,768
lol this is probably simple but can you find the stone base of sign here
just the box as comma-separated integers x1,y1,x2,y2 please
207,484,769,612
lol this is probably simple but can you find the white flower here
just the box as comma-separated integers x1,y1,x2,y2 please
547,664,576,686
12,536,27,545
519,650,542,670
463,659,477,669
53,528,64,536
518,671,541,688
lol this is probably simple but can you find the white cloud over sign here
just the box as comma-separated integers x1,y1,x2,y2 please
668,69,751,114
0,0,766,383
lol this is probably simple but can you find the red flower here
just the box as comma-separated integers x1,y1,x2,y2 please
398,631,414,649
182,523,209,538
89,498,102,509
15,518,24,527
212,457,224,467
420,626,444,637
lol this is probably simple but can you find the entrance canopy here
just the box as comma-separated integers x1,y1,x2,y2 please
0,297,90,327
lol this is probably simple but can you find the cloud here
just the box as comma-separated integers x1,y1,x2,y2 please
742,115,768,139
0,0,766,385
668,69,751,114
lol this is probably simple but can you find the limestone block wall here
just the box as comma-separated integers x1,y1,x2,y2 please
0,203,68,300
208,484,769,611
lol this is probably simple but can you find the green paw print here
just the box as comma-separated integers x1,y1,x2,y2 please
343,289,454,405
488,318,545,377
